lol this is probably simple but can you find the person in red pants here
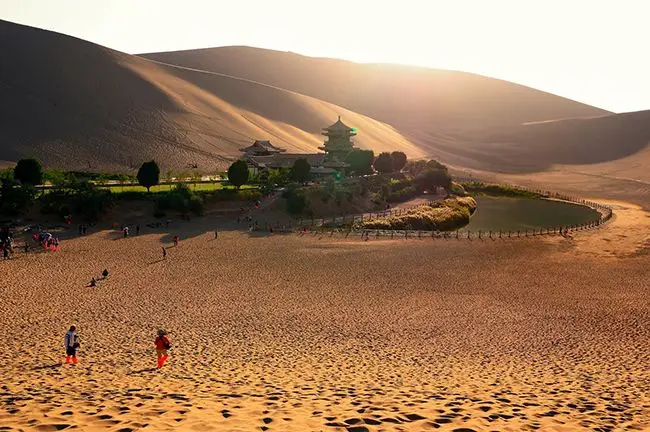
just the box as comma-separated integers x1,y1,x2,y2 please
155,329,171,369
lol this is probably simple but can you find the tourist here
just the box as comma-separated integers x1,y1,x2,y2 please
64,326,78,365
214,230,218,240
154,329,171,369
2,247,9,260
136,224,140,236
88,277,97,287
162,247,167,260
102,269,109,279
123,226,129,238
173,235,179,247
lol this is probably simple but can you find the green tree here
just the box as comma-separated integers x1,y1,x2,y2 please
344,149,374,175
286,190,308,215
227,160,249,189
14,158,44,185
391,151,408,172
415,168,452,193
137,160,160,192
289,158,311,183
0,176,36,215
373,152,393,174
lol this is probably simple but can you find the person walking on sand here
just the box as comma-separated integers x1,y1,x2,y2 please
162,247,167,260
214,230,218,240
173,235,179,247
155,329,171,369
64,326,79,364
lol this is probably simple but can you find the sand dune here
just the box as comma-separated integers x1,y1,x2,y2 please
0,20,422,172
141,46,608,131
142,46,650,173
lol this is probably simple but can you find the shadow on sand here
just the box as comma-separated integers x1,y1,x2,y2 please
127,367,158,376
32,363,62,371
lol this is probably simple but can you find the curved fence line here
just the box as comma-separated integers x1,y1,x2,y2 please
260,179,613,241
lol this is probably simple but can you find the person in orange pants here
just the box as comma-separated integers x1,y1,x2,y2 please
64,325,78,364
155,329,171,368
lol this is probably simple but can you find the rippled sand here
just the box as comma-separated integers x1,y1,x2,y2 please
0,216,648,431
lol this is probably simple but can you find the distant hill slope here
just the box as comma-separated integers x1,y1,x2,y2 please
2,20,648,178
0,20,422,172
440,110,650,172
140,46,609,132
141,47,650,173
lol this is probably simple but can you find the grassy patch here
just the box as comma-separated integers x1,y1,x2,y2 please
461,182,541,199
356,197,477,231
105,182,255,193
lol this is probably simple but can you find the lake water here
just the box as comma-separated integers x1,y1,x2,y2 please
466,196,600,232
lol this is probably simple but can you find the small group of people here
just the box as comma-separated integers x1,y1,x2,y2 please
88,269,109,287
64,326,171,369
32,231,60,251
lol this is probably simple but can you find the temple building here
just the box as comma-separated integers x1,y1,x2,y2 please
241,117,358,177
239,140,286,157
319,116,357,162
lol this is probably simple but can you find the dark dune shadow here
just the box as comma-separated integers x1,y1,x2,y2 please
32,363,62,371
127,367,158,376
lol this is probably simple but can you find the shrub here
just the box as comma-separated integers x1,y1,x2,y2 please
155,183,203,216
451,182,467,196
462,182,541,199
39,181,113,221
289,158,311,183
283,187,309,215
0,178,37,215
356,197,476,231
344,149,375,175
387,185,417,203
137,160,160,192
415,168,452,193
14,158,44,186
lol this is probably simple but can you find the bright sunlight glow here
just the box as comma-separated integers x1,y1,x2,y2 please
2,0,649,112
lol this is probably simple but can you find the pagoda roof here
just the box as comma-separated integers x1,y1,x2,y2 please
323,156,349,168
240,140,286,153
323,116,355,133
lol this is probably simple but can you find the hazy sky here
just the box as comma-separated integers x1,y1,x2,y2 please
2,0,649,113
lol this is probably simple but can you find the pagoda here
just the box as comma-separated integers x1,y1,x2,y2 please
319,116,357,162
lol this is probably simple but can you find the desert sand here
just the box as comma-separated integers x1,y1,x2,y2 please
1,208,649,431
